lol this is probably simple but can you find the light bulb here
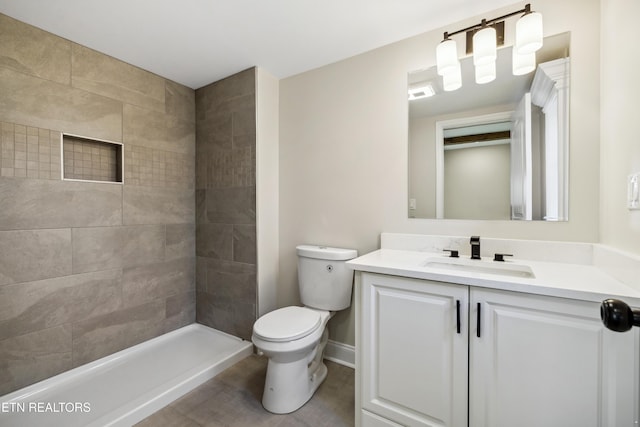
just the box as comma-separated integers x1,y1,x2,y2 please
436,39,459,76
473,26,497,66
516,11,543,54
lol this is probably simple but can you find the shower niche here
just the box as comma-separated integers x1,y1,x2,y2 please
62,133,123,183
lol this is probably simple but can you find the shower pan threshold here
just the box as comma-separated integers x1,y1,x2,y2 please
0,323,253,427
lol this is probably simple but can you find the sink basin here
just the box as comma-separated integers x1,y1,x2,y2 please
422,258,535,278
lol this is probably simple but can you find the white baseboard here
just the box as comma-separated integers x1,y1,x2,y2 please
324,339,355,369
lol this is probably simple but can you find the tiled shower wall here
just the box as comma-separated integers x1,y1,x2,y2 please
195,68,257,341
0,125,61,179
0,14,196,395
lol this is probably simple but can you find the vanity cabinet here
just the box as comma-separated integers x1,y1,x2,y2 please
360,273,468,427
359,272,639,427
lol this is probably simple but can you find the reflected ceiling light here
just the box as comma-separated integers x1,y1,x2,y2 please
512,49,536,75
475,61,496,84
443,64,462,92
435,3,542,91
408,83,436,100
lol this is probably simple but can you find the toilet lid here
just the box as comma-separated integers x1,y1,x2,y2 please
253,306,322,342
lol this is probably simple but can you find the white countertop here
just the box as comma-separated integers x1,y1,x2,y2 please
347,248,640,306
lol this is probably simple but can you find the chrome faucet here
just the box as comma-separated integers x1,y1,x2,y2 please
470,236,481,260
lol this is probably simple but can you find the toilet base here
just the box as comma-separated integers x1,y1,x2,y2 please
261,329,329,414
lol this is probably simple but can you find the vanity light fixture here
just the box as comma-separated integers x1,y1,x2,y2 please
436,36,459,76
435,3,543,90
473,20,497,67
515,6,543,54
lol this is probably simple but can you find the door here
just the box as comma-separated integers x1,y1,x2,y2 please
469,288,639,427
361,273,468,427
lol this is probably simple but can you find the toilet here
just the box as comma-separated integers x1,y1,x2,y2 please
251,244,358,414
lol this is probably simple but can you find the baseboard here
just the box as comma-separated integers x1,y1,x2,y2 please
324,339,355,369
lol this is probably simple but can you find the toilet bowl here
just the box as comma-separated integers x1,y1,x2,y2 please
252,245,357,414
252,306,333,414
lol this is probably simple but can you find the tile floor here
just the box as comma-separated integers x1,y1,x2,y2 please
135,355,355,427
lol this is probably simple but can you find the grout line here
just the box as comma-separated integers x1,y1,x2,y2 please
69,226,75,274
163,224,168,261
121,102,125,227
68,41,72,87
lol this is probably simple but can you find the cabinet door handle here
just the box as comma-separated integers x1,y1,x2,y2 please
456,300,461,334
477,302,481,338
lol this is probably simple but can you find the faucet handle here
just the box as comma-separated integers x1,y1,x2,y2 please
493,253,513,262
443,249,459,258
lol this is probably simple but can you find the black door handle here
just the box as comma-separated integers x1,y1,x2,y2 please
456,300,461,334
477,302,481,338
601,299,640,332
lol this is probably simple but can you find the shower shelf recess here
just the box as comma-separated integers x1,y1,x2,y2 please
61,133,123,184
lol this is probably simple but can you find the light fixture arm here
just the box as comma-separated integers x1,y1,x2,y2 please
442,3,532,39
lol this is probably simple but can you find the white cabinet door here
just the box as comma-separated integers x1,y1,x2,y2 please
470,288,639,427
361,273,468,427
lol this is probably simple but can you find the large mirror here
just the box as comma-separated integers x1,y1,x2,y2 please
408,32,570,220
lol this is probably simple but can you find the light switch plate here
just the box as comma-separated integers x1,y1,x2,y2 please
409,198,416,210
628,173,640,210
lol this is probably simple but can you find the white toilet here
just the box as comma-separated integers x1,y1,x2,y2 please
251,244,358,414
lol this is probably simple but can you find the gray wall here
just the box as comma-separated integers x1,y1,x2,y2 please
0,14,196,395
195,69,257,341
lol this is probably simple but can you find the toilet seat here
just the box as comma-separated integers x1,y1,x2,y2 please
253,306,322,342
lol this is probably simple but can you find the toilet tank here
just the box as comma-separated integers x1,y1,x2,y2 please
296,245,358,311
